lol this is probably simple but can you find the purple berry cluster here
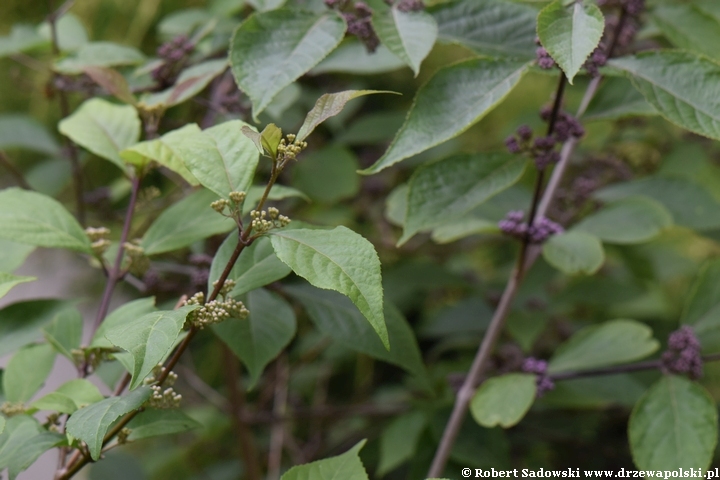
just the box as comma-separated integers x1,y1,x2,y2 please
384,0,425,12
536,46,556,70
505,110,583,170
661,326,703,379
325,0,380,53
152,35,195,87
522,357,555,397
583,46,608,78
499,211,563,243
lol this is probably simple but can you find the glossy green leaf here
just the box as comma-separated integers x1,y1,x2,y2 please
297,90,394,142
402,153,526,245
285,285,427,384
126,409,201,440
372,7,437,76
610,51,720,141
208,234,290,297
3,343,56,403
291,145,360,203
0,273,34,300
0,300,73,357
0,188,92,253
542,230,604,275
31,379,104,414
573,197,672,244
629,376,717,470
281,440,368,480
54,41,145,74
377,411,427,476
58,98,140,171
361,58,529,174
120,124,201,184
66,387,152,460
173,120,259,199
230,9,346,119
104,306,199,390
270,226,387,348
429,0,537,58
141,189,236,255
310,40,405,75
0,115,60,155
213,289,296,388
548,319,660,374
470,373,536,428
652,5,720,60
42,309,82,362
595,176,720,230
0,240,34,272
537,0,604,84
583,76,657,121
0,415,64,480
142,59,228,108
91,297,156,349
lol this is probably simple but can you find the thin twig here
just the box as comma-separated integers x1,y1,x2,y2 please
0,151,31,189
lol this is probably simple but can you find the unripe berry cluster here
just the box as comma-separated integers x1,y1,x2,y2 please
661,326,703,380
499,211,563,243
86,226,111,256
0,401,26,417
522,357,555,397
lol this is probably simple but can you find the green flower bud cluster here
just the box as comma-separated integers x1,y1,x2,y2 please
277,133,307,162
123,240,150,277
250,207,291,234
44,412,61,432
148,385,182,409
143,364,177,387
86,226,111,256
183,291,249,329
117,427,132,445
211,191,246,217
1,401,26,416
213,278,237,297
73,347,113,373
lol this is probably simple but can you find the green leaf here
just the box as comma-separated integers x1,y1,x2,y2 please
470,373,536,428
310,40,405,75
142,59,228,108
537,0,604,84
58,98,141,171
126,409,201,440
280,440,368,480
213,289,296,388
548,319,660,374
104,305,199,390
629,376,717,471
0,188,92,253
3,343,56,403
610,51,720,141
66,387,152,460
0,240,34,272
0,418,4,435
0,115,60,155
372,7,437,76
594,176,720,231
230,9,346,119
141,189,236,255
0,273,34,300
0,300,73,357
572,197,672,244
429,0,537,58
42,309,82,362
208,234,291,298
173,120,259,199
296,90,395,143
120,124,201,185
542,231,604,275
583,76,657,121
31,379,104,414
652,5,720,61
361,58,529,174
402,153,526,245
91,297,156,349
242,123,283,158
291,145,360,203
680,260,720,352
0,25,46,58
0,415,64,480
377,411,427,476
270,226,387,348
285,285,427,384
243,184,309,215
54,41,145,74
431,219,498,244
83,66,136,105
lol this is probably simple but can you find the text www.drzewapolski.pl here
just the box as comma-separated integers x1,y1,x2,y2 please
461,468,720,479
